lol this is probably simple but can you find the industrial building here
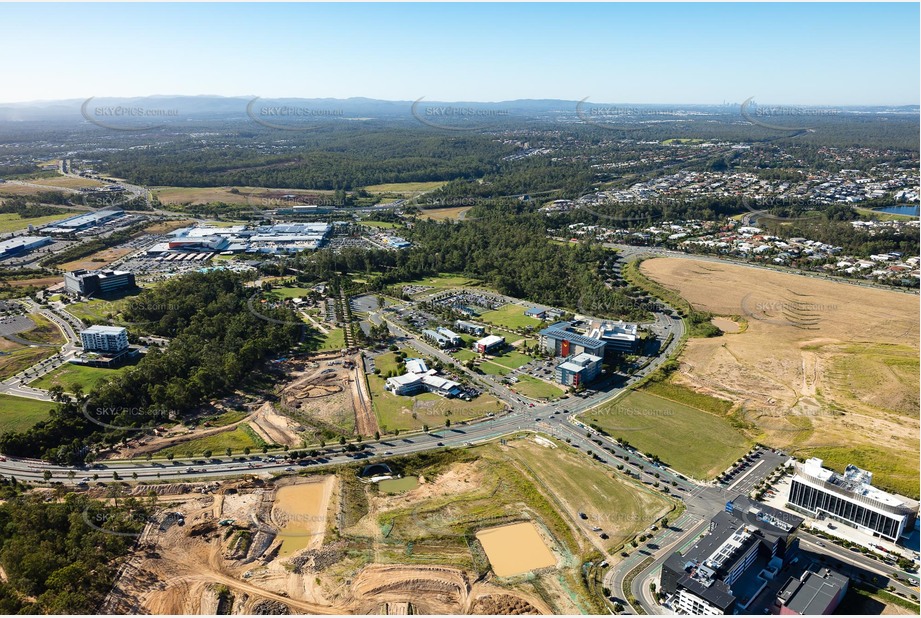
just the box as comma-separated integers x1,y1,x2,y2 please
787,458,918,542
149,222,332,255
554,352,602,387
538,322,606,358
775,566,849,615
473,334,505,354
80,325,129,353
384,358,461,398
43,209,125,234
586,319,640,353
454,320,485,336
660,495,803,615
64,269,136,297
0,235,52,258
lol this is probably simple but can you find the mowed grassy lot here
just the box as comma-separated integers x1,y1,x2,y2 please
65,293,141,324
317,328,345,351
585,390,750,480
0,394,55,433
155,425,266,458
479,304,544,330
33,362,133,394
0,212,71,234
366,374,503,432
266,286,315,300
496,437,673,549
399,274,491,295
489,350,533,370
512,375,564,400
361,181,447,196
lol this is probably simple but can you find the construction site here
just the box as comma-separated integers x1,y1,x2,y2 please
96,436,661,615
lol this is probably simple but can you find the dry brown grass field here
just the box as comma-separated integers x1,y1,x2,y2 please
153,186,336,206
640,257,919,496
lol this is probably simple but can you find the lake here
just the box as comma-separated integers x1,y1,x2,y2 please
874,205,919,217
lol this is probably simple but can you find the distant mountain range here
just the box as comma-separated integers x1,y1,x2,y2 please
0,95,916,123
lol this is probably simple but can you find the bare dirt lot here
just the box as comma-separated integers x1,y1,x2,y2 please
640,257,919,495
276,353,376,438
60,247,134,271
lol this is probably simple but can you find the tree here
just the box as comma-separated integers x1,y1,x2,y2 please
243,447,251,455
339,436,346,445
166,452,174,461
225,448,232,457
423,424,430,433
132,472,138,480
203,450,212,458
43,470,52,482
445,419,451,428
374,431,380,441
146,453,152,462
262,445,269,454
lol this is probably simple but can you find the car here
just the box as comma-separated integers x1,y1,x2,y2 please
816,542,825,547
384,451,393,455
285,467,295,472
437,442,444,447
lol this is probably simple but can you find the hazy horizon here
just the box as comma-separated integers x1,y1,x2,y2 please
1,3,918,106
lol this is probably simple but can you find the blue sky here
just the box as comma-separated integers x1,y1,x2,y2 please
2,3,918,105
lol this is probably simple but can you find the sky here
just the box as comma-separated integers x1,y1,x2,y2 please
1,2,918,106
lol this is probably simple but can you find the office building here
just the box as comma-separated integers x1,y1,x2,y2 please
554,352,602,387
473,334,505,354
660,495,803,615
435,327,462,347
385,358,461,398
787,458,918,542
64,269,136,297
538,322,607,358
587,320,640,353
80,325,129,353
454,320,485,336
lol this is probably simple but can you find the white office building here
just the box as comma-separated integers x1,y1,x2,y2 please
788,458,918,542
80,325,129,353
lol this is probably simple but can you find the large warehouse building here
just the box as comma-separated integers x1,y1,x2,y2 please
787,458,918,542
153,222,333,255
43,208,125,234
0,235,52,258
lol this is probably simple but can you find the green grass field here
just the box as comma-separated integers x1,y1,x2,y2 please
373,351,403,376
585,389,749,479
317,328,345,351
266,286,315,300
65,294,142,325
367,374,503,432
155,424,266,458
489,350,534,370
360,220,403,229
512,375,564,400
0,394,55,433
477,360,509,376
452,348,478,362
479,304,543,330
0,212,71,234
32,362,133,394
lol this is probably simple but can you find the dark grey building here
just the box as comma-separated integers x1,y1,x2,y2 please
660,495,803,614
